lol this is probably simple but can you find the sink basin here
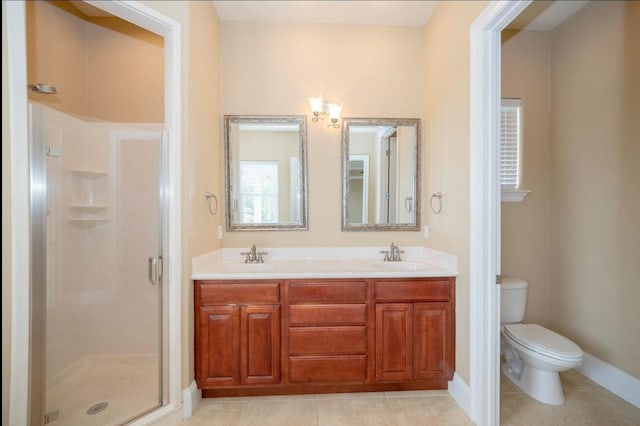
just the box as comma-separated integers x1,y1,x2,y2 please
371,260,432,271
220,262,277,272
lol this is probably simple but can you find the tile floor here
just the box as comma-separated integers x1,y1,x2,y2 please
501,370,640,425
183,371,640,425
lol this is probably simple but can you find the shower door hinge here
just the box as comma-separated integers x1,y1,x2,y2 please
496,274,502,284
45,146,61,157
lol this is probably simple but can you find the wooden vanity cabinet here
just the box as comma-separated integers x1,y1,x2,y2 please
286,280,372,384
195,281,281,388
374,278,455,384
194,276,455,396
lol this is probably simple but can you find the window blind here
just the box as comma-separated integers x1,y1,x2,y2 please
500,99,522,190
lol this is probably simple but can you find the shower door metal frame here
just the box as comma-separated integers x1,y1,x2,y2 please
29,103,47,426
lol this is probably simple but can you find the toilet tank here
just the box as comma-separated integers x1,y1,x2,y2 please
500,277,528,324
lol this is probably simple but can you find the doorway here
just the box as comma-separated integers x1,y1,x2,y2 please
27,2,165,423
5,1,183,424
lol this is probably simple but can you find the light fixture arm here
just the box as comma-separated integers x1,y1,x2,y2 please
309,95,342,128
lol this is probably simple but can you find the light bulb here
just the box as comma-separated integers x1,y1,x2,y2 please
328,102,343,120
308,95,324,113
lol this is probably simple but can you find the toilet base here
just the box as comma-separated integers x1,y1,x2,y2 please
501,363,565,405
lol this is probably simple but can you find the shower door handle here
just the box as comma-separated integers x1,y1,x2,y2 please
148,257,162,285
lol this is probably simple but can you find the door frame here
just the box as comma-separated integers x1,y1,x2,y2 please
348,154,370,223
468,1,531,425
6,1,183,424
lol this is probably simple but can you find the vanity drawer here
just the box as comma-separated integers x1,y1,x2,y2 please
289,356,367,383
197,282,280,304
289,326,366,355
375,279,451,302
289,304,367,326
288,281,367,303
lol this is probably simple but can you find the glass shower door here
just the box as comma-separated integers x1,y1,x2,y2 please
32,103,164,425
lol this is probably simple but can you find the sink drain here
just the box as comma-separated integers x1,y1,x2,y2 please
86,402,108,415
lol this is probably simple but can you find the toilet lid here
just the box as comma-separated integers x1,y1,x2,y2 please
503,324,583,360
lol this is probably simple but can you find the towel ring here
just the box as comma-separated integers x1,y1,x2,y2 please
205,192,218,216
430,192,443,214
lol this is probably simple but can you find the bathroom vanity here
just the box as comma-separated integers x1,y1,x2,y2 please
192,247,457,397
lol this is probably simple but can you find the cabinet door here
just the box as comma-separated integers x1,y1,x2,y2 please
414,303,453,380
198,305,240,386
241,305,281,385
375,303,413,381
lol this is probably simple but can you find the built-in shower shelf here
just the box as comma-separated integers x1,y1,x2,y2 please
69,204,108,213
69,169,108,178
67,218,109,227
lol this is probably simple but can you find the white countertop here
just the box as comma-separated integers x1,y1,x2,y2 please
191,246,458,280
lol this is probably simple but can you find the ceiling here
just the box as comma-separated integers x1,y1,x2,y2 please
212,1,438,27
71,1,590,31
507,1,589,31
212,0,590,30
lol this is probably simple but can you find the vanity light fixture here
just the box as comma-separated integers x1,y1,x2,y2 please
309,94,342,128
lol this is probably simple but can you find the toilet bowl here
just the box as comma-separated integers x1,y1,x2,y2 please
500,278,583,405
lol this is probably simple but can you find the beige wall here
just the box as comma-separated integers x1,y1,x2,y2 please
220,22,427,248
501,30,552,326
26,1,89,116
26,1,164,122
423,0,488,384
86,17,164,122
2,2,12,424
183,1,223,389
549,1,640,378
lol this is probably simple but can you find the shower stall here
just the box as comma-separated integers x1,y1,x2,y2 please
30,102,165,425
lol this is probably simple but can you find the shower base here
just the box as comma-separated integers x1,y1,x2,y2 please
45,354,159,425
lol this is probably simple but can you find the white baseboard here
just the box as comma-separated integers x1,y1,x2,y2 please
182,380,202,418
448,373,471,419
577,352,640,409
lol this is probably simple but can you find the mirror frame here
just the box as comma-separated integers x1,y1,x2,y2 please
341,117,421,232
224,114,308,231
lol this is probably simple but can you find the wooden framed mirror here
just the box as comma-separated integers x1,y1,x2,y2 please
342,117,420,231
224,115,308,231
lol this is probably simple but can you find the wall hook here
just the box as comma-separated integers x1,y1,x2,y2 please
205,192,218,216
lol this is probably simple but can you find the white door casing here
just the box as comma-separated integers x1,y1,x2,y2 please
469,1,532,425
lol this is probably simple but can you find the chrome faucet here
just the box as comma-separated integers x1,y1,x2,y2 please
380,242,405,262
241,244,268,263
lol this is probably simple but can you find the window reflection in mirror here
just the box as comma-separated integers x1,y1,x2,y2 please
224,115,307,231
342,118,420,231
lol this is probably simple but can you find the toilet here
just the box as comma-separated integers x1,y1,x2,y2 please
500,277,583,405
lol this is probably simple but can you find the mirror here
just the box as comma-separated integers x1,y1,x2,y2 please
342,117,420,231
224,115,308,231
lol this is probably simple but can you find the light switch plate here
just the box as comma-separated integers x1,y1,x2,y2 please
423,225,429,239
218,225,224,240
